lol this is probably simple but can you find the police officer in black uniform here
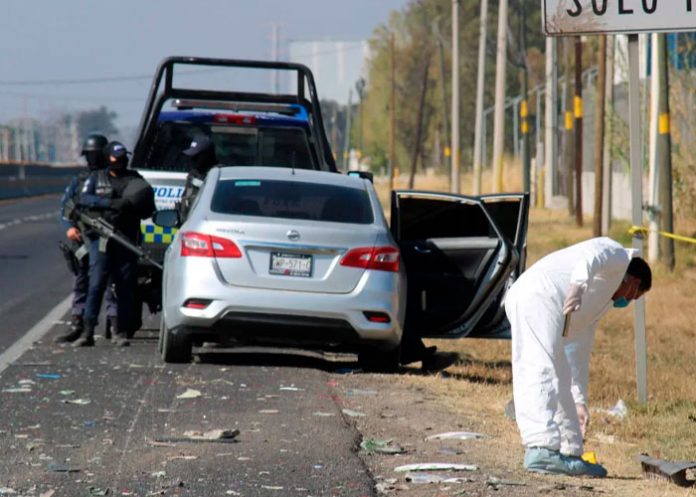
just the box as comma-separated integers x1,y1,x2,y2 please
56,133,118,343
178,134,218,221
74,141,156,347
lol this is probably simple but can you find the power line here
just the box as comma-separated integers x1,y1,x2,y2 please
0,43,367,87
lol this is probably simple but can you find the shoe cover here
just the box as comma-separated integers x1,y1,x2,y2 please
524,447,607,477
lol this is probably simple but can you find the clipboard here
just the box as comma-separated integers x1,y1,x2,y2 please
562,313,572,337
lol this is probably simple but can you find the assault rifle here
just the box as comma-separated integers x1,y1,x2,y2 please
64,199,163,271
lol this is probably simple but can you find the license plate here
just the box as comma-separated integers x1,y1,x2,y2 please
269,252,313,277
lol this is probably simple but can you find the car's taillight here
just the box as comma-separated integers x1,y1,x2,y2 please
340,246,400,272
183,298,212,309
181,232,242,258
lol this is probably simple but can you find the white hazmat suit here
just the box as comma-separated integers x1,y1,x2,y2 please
504,237,634,456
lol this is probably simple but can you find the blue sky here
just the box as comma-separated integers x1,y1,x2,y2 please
0,0,409,129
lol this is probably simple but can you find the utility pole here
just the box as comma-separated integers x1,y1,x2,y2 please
601,36,615,235
342,89,353,171
355,77,366,158
389,32,396,191
544,37,558,208
593,36,607,237
472,0,488,195
433,20,450,171
451,0,460,194
491,0,508,193
563,39,574,217
648,33,660,262
574,36,584,226
409,53,432,189
656,33,675,271
520,0,531,193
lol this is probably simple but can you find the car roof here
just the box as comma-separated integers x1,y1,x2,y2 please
215,166,368,189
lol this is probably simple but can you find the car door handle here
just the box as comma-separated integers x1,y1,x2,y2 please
414,245,432,254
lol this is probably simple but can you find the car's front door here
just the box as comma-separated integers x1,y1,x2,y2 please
391,191,529,339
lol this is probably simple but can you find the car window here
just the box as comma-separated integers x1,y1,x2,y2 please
399,197,493,239
142,121,315,171
210,179,374,224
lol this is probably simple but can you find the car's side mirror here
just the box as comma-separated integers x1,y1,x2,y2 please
347,170,374,183
153,209,180,228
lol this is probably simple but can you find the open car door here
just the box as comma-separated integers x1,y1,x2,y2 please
391,191,529,340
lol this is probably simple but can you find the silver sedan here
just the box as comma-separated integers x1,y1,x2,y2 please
157,166,406,370
155,166,530,371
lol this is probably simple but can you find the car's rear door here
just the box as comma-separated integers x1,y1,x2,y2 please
391,191,529,339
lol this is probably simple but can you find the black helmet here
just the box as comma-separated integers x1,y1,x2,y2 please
81,133,108,156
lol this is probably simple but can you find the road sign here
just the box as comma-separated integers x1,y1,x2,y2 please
543,0,696,36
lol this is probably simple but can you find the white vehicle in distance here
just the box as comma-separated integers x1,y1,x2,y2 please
154,166,529,372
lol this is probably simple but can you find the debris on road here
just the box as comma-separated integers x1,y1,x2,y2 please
47,462,80,472
176,388,202,399
60,398,91,405
154,428,240,444
394,462,478,472
425,431,487,441
485,476,526,488
36,373,61,380
360,438,406,455
341,409,366,418
2,387,32,393
0,487,17,495
601,399,628,419
405,473,473,484
258,409,279,414
87,487,109,496
312,411,334,417
637,454,696,487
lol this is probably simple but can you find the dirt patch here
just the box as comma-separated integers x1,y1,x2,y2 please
331,369,694,497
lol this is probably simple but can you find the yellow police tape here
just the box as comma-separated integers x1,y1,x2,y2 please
629,225,696,245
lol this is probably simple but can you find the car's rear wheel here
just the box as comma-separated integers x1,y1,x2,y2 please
161,323,192,363
358,344,401,373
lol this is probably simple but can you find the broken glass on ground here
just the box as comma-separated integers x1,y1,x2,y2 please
154,428,240,444
395,462,478,472
425,431,487,441
176,388,202,399
360,438,406,455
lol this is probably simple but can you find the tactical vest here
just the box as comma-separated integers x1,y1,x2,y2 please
94,169,114,198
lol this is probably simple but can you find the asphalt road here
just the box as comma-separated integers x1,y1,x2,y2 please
0,196,376,496
0,195,71,356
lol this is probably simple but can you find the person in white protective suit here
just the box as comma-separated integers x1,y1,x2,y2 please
504,237,652,477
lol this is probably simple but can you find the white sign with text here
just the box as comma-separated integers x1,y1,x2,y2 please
543,0,696,35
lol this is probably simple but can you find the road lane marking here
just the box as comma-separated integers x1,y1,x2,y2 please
0,294,71,376
0,211,59,232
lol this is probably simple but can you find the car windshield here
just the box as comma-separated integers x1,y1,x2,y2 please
142,121,315,171
210,179,374,224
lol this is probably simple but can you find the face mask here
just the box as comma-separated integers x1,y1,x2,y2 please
613,297,630,308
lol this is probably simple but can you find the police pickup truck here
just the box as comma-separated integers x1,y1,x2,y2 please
129,56,337,326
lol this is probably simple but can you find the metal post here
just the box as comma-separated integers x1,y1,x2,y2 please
657,33,675,270
343,89,353,171
593,36,607,237
451,0,461,194
491,0,508,192
544,37,557,207
648,33,660,263
602,36,615,235
574,36,583,227
472,0,488,195
628,34,648,406
513,98,520,160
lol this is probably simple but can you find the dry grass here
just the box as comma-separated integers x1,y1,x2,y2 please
376,160,696,495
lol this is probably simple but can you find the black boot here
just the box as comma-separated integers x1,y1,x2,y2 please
54,315,84,343
72,324,95,347
104,317,113,340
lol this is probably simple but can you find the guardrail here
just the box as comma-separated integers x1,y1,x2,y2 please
0,162,81,200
